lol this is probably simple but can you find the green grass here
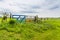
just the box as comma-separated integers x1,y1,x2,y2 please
0,18,60,40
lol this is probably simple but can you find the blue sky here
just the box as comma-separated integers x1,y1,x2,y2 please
0,0,60,17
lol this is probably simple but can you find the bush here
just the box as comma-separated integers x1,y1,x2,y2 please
9,20,16,25
2,16,7,22
34,15,38,23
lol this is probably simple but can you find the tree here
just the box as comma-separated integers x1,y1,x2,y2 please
34,15,38,23
2,12,8,22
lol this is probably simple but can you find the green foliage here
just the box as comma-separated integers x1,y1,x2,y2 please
2,16,7,22
3,16,7,20
0,18,60,40
34,15,38,23
9,20,16,25
1,13,9,22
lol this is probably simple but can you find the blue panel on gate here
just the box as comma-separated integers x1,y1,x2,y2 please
12,15,26,23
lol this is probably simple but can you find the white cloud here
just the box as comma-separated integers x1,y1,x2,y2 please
0,0,60,17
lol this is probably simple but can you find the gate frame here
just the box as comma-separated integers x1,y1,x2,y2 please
12,15,26,23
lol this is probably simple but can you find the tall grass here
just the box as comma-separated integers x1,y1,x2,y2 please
0,18,60,40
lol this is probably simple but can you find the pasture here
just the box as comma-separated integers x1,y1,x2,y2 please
0,18,60,40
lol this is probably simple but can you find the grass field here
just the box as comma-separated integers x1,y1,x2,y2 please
0,18,60,40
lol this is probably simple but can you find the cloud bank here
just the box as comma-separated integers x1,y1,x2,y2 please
0,0,60,17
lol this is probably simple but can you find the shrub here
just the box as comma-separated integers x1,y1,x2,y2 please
2,16,7,22
2,13,9,22
9,20,16,25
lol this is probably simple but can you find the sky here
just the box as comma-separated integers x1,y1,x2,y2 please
0,0,60,17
